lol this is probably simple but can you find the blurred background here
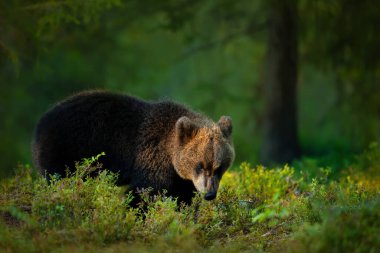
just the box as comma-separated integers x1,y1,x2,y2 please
0,0,379,177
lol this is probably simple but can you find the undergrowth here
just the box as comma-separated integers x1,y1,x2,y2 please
0,145,379,252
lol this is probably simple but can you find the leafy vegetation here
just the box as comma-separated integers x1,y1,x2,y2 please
1,145,379,253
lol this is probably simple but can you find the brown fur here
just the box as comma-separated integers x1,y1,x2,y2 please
32,90,235,204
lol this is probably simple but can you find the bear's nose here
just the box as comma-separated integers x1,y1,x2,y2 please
204,191,217,201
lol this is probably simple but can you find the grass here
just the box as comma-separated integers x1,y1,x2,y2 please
0,145,379,253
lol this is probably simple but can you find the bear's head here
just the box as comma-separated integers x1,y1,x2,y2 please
172,115,235,201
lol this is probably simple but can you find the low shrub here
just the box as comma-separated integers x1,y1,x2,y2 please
0,145,379,252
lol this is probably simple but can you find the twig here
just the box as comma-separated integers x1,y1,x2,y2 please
261,221,287,237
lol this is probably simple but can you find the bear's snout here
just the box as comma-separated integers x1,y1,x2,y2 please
204,191,217,201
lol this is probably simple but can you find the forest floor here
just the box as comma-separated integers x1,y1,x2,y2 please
1,145,379,253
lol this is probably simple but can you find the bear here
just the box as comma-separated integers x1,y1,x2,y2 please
32,90,235,204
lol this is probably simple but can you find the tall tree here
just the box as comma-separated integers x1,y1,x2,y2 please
260,0,300,164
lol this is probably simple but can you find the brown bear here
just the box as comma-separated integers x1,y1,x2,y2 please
32,90,235,204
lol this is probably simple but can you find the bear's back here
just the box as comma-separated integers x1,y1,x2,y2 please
32,90,150,178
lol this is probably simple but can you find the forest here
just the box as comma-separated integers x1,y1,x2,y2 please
0,0,379,252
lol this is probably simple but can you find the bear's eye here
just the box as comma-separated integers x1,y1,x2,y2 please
195,163,204,174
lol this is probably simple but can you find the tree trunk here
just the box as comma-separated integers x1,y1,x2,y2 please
260,0,301,164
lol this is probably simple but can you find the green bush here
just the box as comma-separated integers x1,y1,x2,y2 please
31,154,137,242
285,200,380,253
0,146,379,252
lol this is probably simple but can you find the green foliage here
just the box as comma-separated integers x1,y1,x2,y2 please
32,154,136,242
1,147,379,252
228,162,296,203
299,0,380,151
285,200,380,253
35,0,123,33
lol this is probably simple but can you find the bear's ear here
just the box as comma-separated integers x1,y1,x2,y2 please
218,116,232,138
175,116,199,145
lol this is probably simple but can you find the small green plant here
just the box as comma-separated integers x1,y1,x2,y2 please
31,153,137,242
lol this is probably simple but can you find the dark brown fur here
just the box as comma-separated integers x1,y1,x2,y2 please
32,90,234,204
